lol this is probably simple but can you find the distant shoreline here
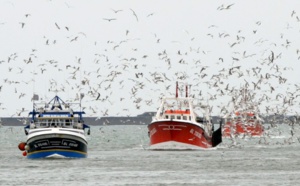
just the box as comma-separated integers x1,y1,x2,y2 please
0,113,296,126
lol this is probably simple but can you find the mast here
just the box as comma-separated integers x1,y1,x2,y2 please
186,84,188,98
243,86,247,111
31,94,39,120
175,81,178,98
80,93,84,120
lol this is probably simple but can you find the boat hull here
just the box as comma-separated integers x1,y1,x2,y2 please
148,120,213,150
26,133,87,159
223,120,264,137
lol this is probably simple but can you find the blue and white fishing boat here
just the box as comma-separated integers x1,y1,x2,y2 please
18,95,90,159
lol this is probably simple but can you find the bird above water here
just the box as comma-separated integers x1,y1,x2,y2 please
130,9,139,22
103,18,117,22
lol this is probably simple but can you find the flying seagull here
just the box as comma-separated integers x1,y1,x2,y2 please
130,9,138,22
96,93,101,100
147,12,154,17
111,8,123,13
218,3,235,10
55,22,60,29
103,18,117,22
19,22,25,28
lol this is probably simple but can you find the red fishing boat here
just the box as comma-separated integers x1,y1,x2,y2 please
147,82,222,150
223,88,264,138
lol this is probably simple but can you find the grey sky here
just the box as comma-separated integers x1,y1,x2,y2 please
1,0,300,117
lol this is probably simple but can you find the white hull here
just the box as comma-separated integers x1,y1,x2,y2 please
26,127,88,159
27,128,87,142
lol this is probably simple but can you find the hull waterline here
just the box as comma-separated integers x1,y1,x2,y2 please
26,133,87,159
148,120,213,149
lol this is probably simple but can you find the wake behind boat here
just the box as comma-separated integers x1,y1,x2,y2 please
147,82,222,150
18,95,90,159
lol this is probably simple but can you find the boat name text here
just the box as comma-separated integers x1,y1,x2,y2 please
34,142,48,148
62,142,78,147
190,129,202,139
149,128,157,137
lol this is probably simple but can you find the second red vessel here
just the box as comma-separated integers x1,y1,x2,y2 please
148,82,222,150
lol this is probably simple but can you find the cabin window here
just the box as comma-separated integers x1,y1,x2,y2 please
177,116,181,120
171,115,175,119
183,116,187,120
165,115,169,119
196,117,204,123
57,119,63,127
189,116,191,120
49,119,56,127
65,119,71,127
40,121,48,127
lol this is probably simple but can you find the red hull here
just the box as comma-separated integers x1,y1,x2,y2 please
148,120,213,149
223,120,264,137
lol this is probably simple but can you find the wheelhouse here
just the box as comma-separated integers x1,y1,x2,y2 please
24,95,90,135
30,116,84,129
163,109,192,121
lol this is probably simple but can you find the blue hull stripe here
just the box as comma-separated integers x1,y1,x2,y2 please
27,150,87,159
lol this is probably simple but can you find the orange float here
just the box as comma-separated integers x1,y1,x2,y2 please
18,142,26,151
22,151,27,156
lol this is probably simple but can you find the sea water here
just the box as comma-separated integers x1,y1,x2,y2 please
0,124,299,186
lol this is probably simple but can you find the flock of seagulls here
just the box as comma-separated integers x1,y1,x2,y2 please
0,2,300,144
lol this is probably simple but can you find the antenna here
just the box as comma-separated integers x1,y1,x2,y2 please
185,84,188,97
80,93,84,111
32,68,36,111
175,81,178,98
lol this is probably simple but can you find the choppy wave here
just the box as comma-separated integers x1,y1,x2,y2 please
0,124,299,186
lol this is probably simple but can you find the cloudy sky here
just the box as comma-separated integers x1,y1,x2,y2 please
1,0,300,117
